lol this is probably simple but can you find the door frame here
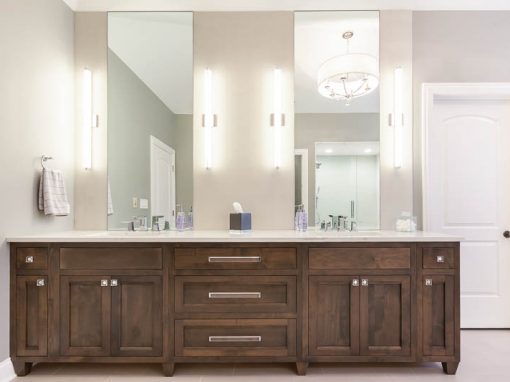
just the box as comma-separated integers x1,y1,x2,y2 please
422,83,510,230
150,135,176,225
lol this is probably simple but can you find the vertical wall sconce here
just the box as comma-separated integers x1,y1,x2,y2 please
82,68,93,170
393,66,403,169
202,68,216,169
271,68,285,169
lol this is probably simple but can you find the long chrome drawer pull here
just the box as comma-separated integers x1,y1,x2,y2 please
208,256,261,263
208,292,261,299
208,335,262,343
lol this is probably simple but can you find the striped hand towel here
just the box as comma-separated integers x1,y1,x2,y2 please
38,169,70,216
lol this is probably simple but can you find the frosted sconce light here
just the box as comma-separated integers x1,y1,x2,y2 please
393,67,403,169
271,68,285,169
202,68,216,169
82,68,93,170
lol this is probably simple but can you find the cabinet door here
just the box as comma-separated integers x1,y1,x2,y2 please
309,276,359,356
60,276,111,356
422,275,455,356
16,276,48,356
111,276,163,357
360,275,411,356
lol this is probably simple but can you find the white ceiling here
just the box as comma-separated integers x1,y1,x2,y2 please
108,12,193,114
63,0,510,11
295,11,379,114
316,141,380,156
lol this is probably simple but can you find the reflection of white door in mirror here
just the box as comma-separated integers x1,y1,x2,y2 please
150,136,176,229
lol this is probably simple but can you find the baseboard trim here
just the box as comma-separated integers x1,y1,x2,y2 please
0,358,15,382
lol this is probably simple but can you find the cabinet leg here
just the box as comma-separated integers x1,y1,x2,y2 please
11,360,32,376
442,362,459,375
296,362,308,376
162,362,175,377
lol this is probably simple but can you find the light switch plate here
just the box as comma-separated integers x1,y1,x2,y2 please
132,197,138,208
140,198,149,209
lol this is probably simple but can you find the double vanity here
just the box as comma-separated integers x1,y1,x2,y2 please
8,230,460,377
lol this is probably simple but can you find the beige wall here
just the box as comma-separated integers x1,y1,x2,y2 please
74,12,108,229
0,0,75,359
193,12,295,229
379,10,414,229
412,11,510,227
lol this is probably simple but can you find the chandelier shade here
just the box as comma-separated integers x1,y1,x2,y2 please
317,53,379,103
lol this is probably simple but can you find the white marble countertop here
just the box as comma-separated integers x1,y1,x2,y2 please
6,230,461,243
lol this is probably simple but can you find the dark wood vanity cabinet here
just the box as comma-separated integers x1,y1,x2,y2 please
10,241,460,377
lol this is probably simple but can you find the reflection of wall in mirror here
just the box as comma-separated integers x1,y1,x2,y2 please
107,50,193,229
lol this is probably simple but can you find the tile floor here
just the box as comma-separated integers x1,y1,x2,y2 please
12,330,510,382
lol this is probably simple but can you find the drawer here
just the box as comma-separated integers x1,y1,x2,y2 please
60,247,162,270
175,276,296,313
422,248,455,269
309,247,411,270
16,248,48,270
175,319,296,357
175,247,296,270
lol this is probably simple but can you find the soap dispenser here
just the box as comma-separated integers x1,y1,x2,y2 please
175,204,186,231
187,206,193,230
300,205,308,232
295,206,302,231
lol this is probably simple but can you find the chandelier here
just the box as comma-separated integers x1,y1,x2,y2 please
317,31,379,105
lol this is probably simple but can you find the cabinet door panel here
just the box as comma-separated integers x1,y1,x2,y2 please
111,276,163,356
423,275,455,356
309,276,359,356
360,275,411,356
60,276,111,356
16,276,48,356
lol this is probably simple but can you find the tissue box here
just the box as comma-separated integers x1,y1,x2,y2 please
230,213,252,232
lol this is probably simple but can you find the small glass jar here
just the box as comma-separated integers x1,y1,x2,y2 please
395,212,417,232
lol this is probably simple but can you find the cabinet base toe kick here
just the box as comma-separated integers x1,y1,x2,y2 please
10,242,460,377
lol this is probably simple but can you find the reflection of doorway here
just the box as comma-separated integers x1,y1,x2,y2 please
294,149,309,214
150,136,175,228
315,142,380,230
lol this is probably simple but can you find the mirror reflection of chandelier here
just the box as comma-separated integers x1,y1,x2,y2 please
317,31,379,105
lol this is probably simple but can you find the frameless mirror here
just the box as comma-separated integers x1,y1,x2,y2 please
294,11,380,230
107,12,193,230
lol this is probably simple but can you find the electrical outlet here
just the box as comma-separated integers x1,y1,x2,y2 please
132,197,138,208
140,198,148,209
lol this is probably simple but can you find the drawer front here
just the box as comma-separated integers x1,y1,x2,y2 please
175,276,296,313
422,248,455,269
175,247,297,270
60,247,162,270
175,319,296,357
309,247,411,270
16,248,48,270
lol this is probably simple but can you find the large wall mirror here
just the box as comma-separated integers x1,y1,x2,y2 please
107,12,193,230
294,11,380,230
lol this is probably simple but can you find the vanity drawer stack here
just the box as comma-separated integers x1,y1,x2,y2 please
418,243,460,375
173,246,299,361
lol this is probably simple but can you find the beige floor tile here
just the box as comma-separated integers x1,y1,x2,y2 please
11,331,510,382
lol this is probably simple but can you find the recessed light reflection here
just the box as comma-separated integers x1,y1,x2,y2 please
325,148,333,154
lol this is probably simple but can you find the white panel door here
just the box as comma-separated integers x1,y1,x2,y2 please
150,136,175,228
424,92,510,327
